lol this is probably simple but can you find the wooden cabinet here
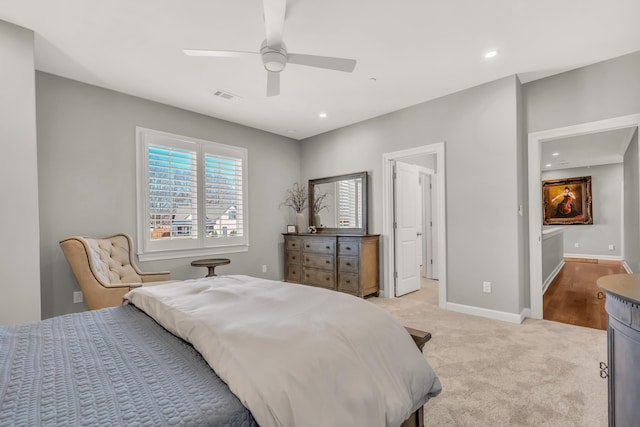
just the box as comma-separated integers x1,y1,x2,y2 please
597,274,640,427
284,234,379,297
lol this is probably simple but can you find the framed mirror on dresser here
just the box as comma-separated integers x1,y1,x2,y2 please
308,171,367,234
283,172,379,298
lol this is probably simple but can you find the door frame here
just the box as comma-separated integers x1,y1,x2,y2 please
382,142,447,308
528,114,640,319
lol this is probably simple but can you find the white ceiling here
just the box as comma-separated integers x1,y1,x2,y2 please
2,0,640,140
541,127,637,171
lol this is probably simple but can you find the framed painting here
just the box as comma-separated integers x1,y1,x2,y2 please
542,176,593,225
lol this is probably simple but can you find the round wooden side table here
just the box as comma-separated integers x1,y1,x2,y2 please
190,258,230,277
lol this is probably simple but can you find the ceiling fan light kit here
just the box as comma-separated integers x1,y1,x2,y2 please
260,41,287,72
184,0,357,97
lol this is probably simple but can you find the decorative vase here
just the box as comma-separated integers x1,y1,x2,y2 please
296,212,305,234
314,213,322,228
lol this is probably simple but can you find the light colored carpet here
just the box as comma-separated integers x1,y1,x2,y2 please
370,280,607,427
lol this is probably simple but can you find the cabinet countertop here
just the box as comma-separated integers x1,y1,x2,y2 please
597,273,640,304
282,233,380,237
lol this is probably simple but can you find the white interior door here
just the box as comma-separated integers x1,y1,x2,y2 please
423,173,432,278
416,175,423,268
395,161,421,296
430,174,439,279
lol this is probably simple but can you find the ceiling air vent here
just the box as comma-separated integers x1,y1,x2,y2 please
212,89,240,101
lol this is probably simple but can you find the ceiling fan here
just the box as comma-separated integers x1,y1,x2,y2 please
183,0,357,97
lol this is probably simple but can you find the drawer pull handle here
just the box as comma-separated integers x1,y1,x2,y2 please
292,256,296,260
306,274,310,278
599,362,608,379
306,258,310,262
346,247,352,251
325,260,330,264
326,277,330,281
325,246,330,249
346,262,351,266
291,243,296,247
306,244,310,248
346,280,351,284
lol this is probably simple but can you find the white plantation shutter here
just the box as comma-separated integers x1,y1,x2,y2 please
204,153,244,238
148,144,198,240
137,127,248,260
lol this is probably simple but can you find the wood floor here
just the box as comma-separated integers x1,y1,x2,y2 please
543,258,626,330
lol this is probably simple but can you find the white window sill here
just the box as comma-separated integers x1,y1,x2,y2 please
138,244,249,262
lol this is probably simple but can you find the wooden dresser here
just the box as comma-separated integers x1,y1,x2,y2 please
597,274,640,427
283,233,379,298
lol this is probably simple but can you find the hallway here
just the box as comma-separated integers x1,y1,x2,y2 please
543,259,627,330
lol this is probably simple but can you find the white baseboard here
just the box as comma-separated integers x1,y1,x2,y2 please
446,302,527,324
542,260,565,295
623,261,633,273
563,253,623,261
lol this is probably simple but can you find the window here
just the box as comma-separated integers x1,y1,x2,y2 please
136,127,248,260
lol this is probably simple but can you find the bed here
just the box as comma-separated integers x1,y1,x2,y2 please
0,275,441,426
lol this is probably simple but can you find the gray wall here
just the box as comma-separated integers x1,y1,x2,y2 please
0,21,41,325
525,50,640,274
301,76,526,316
624,129,640,272
36,72,300,319
542,163,623,258
524,51,640,133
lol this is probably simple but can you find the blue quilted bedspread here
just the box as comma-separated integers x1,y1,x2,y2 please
0,305,257,427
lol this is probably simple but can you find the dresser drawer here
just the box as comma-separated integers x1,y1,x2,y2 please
286,264,302,282
303,268,335,289
286,238,303,251
303,253,334,270
338,256,358,273
287,251,302,265
302,238,335,254
338,273,360,294
338,239,360,256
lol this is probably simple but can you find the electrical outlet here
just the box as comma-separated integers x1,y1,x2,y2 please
262,265,267,273
482,281,492,293
574,243,580,248
73,291,83,303
609,244,615,251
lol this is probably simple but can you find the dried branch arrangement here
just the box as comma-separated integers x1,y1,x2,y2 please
312,191,329,214
281,182,307,213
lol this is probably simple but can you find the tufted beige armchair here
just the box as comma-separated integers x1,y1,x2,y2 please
60,233,173,310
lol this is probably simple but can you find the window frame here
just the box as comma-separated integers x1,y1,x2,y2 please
136,127,249,261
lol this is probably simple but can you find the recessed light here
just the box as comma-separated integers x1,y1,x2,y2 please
484,50,499,59
545,164,552,168
552,152,559,156
318,112,327,118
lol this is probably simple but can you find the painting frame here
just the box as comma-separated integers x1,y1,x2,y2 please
542,176,593,225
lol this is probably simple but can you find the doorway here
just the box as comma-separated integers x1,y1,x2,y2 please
382,143,447,308
527,114,640,319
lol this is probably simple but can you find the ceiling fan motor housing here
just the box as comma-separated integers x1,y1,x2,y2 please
261,40,287,72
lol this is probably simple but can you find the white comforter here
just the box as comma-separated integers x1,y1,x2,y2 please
124,275,441,427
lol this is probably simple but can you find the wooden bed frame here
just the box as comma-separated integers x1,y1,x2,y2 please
401,327,432,427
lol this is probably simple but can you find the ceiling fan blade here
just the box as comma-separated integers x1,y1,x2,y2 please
266,71,280,97
287,53,356,72
263,0,286,48
183,49,258,57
